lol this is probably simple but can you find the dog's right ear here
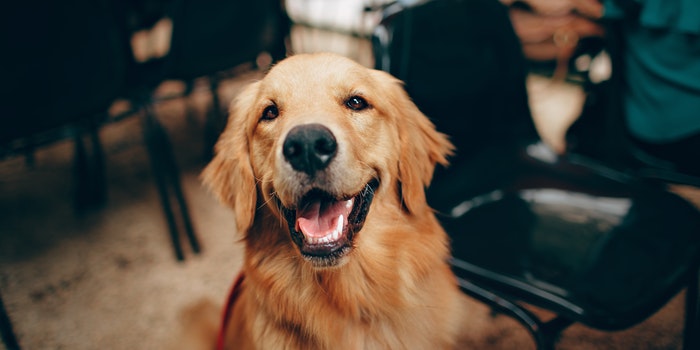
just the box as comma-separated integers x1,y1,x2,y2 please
202,82,260,235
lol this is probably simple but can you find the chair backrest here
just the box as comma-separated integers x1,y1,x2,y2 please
3,0,128,145
166,0,289,80
372,0,538,162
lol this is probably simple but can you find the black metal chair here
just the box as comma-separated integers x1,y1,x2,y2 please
167,0,289,160
2,1,132,348
3,0,199,263
2,0,129,211
123,0,290,158
118,0,290,260
373,0,700,349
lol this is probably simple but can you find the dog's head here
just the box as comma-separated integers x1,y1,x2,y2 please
203,53,453,268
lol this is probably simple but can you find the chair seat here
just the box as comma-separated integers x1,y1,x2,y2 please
440,141,700,331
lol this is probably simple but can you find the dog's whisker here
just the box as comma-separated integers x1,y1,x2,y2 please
275,196,286,227
258,192,278,211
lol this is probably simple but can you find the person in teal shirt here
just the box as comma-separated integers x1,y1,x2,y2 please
603,0,700,176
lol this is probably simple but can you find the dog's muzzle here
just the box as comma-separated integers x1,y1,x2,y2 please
279,123,379,268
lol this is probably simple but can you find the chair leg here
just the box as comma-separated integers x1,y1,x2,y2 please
684,269,699,350
73,132,90,211
540,316,575,350
455,277,552,350
142,108,185,261
0,292,21,350
141,106,200,261
161,130,200,256
73,123,107,212
182,82,198,126
203,76,225,161
88,123,107,207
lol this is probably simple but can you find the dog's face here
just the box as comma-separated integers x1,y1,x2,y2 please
204,53,452,269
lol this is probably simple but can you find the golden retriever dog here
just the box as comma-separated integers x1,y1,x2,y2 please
201,52,475,349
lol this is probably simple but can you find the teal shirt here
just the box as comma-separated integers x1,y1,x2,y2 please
603,0,700,142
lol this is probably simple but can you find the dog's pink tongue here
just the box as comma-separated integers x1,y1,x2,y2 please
296,199,351,238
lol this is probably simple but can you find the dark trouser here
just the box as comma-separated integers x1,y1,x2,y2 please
630,133,700,177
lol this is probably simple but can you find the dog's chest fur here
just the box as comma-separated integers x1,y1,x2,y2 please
225,208,467,349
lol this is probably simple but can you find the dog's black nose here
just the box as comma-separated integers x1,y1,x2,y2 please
283,124,337,175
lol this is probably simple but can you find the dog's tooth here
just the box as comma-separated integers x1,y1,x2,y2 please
306,234,316,244
334,214,344,241
346,199,353,209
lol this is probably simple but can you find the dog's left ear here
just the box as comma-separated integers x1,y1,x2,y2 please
375,71,454,214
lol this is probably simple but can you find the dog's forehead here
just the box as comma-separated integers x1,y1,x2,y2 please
262,54,374,96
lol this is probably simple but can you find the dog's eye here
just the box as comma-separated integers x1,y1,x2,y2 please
261,105,279,121
345,96,368,111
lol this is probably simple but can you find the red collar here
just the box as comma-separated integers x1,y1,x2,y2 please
216,272,245,350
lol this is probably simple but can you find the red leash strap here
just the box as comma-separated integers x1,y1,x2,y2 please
216,272,245,350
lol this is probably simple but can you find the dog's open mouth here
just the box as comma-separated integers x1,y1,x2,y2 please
282,179,379,267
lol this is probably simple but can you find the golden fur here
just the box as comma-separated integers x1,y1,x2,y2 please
201,52,474,349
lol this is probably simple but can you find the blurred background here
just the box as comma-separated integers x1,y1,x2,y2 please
2,0,698,349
